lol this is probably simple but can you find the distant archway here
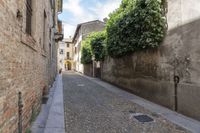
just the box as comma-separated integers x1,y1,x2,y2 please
66,61,72,70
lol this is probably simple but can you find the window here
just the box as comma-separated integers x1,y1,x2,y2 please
75,47,77,54
26,0,32,35
60,49,64,54
49,28,52,40
67,43,69,47
49,0,53,7
49,43,52,62
67,52,70,59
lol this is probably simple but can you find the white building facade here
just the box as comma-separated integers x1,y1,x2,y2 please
58,41,66,70
72,20,105,73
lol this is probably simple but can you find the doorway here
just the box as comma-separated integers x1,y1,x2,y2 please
67,61,72,70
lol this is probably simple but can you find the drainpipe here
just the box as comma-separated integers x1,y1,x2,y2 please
18,92,23,133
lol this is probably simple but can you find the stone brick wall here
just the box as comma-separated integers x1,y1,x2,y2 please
0,0,58,132
101,0,200,121
83,64,93,77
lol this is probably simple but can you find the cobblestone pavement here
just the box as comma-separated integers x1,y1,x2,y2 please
63,72,190,133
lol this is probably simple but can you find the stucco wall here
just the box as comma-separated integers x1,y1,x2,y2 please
101,0,200,121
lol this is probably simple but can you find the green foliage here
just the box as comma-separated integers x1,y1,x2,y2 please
30,108,38,123
26,128,31,133
90,31,107,61
81,31,107,64
106,0,166,58
81,39,92,64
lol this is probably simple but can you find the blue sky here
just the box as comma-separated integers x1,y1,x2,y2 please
59,0,122,38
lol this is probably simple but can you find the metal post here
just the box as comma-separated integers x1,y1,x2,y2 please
92,56,95,77
18,92,23,133
93,60,95,77
174,76,180,111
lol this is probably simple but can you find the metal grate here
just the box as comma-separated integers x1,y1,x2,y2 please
134,115,154,123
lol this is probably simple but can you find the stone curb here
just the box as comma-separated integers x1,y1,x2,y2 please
31,74,65,133
44,75,65,133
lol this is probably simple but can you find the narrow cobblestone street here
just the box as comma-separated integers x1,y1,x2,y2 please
63,72,191,133
2,0,200,132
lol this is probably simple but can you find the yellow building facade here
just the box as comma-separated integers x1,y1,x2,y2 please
58,38,74,71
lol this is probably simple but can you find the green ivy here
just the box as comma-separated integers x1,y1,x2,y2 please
81,31,106,64
81,39,92,64
106,0,167,58
90,31,107,61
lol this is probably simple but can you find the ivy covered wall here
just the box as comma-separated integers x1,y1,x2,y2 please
106,0,167,57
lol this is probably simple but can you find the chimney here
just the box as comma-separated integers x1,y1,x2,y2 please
103,18,108,23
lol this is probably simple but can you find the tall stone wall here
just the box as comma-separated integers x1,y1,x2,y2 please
0,0,57,132
83,64,93,77
101,0,200,121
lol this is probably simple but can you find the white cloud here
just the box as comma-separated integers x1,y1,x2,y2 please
63,23,76,38
63,0,84,16
62,0,122,38
90,0,121,20
63,0,97,25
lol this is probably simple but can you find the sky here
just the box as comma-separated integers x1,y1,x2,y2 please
58,0,122,38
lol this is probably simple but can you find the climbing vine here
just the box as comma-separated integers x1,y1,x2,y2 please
81,31,106,64
90,31,107,61
81,39,92,64
106,0,167,58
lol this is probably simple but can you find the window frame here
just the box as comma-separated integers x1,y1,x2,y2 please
60,49,64,55
67,52,70,59
43,10,47,51
26,0,32,35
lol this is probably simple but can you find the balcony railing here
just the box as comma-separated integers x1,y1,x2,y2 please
65,57,73,60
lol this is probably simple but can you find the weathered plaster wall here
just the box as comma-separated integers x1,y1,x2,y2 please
81,21,105,39
101,0,200,121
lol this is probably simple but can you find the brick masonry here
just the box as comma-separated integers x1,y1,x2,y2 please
0,0,59,132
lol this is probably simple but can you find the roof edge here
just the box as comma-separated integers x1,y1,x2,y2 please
72,20,105,43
